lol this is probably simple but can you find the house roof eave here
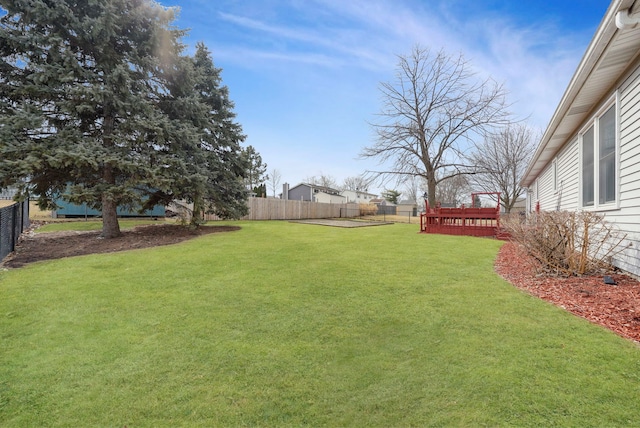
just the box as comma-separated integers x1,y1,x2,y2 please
521,0,639,188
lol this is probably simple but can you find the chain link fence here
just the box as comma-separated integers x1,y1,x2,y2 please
0,200,30,262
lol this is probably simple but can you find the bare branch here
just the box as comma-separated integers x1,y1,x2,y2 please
468,123,535,212
362,45,512,207
268,168,282,197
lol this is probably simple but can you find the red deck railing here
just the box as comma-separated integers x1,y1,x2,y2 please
419,192,501,237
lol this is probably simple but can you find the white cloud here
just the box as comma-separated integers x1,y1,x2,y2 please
216,9,396,71
177,0,599,188
460,17,588,128
308,0,590,128
213,45,346,69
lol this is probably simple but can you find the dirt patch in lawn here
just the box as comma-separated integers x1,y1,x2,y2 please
495,241,640,344
1,223,239,269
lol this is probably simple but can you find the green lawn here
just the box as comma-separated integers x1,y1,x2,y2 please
1,221,639,426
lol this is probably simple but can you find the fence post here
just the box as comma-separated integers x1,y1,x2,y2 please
0,200,29,261
10,203,16,253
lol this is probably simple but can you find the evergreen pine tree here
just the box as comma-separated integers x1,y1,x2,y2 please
0,0,186,237
242,145,268,194
191,43,248,222
149,42,249,226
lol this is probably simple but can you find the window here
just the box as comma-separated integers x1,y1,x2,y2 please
582,126,595,206
581,102,617,208
599,105,616,204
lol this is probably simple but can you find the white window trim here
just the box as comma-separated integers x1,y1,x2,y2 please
578,94,620,211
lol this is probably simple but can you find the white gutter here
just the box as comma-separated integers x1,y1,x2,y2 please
520,0,627,188
616,8,640,29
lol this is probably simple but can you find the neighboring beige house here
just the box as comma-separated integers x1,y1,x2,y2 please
521,0,640,277
508,198,526,214
397,200,418,217
340,189,377,203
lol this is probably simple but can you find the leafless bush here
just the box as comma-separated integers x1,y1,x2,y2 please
359,203,378,216
167,201,193,226
502,211,627,276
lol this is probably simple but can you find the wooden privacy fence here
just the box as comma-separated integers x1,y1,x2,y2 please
205,198,360,221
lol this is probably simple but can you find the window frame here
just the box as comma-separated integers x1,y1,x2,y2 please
579,95,619,210
552,158,558,193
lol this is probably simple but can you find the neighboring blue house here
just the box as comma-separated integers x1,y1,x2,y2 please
53,200,165,218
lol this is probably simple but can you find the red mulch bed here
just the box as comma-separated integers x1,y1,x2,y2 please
495,241,640,343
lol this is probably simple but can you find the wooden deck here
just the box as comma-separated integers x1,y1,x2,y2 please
419,193,501,237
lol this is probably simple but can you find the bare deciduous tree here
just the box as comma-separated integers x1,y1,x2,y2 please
361,45,511,208
342,175,372,192
306,174,338,189
434,172,470,206
268,168,282,197
469,124,535,213
402,175,424,207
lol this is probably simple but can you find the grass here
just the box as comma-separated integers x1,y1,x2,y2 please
361,213,418,223
1,221,639,426
28,201,52,221
0,200,54,219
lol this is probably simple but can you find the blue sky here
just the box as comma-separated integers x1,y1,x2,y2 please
159,0,610,194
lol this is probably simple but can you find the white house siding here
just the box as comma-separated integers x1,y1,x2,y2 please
556,140,580,210
525,181,534,213
536,162,555,211
340,190,377,203
532,82,640,276
534,140,580,212
604,68,640,276
522,2,640,279
314,192,346,204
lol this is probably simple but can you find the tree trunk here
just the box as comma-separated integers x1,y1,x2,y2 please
190,193,204,228
427,172,437,208
100,109,121,238
503,194,514,213
101,193,121,238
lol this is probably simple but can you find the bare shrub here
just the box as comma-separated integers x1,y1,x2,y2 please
359,203,378,216
167,201,193,226
502,211,627,276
